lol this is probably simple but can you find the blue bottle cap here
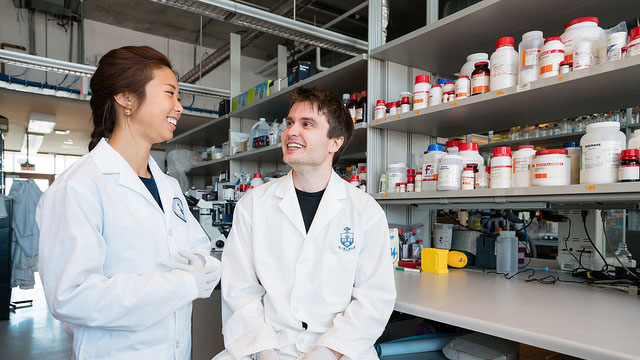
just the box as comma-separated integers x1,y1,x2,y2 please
437,79,450,85
563,141,579,148
427,144,444,152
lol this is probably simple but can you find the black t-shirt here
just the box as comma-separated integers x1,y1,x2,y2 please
139,172,163,212
295,188,325,233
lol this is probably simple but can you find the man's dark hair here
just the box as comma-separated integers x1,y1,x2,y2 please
288,86,354,164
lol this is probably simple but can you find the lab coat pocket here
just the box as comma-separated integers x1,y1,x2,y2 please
322,253,358,307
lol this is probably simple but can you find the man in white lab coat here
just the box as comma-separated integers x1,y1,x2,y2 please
215,87,396,360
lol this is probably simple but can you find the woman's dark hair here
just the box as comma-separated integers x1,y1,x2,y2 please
88,46,173,151
288,86,354,164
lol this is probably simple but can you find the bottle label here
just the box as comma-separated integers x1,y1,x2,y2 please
491,63,517,78
422,163,438,181
356,108,363,121
522,49,540,67
471,73,489,94
513,157,531,173
349,108,356,122
438,165,461,187
574,51,592,70
618,165,640,181
581,141,623,170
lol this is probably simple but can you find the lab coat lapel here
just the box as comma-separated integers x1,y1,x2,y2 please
306,171,345,239
90,138,164,214
276,172,307,238
148,156,174,216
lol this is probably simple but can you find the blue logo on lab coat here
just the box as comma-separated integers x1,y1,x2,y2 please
339,227,355,252
172,197,186,222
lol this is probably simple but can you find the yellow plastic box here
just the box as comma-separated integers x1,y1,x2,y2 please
421,248,449,274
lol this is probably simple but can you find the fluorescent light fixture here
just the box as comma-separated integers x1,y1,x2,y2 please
179,83,230,98
63,139,74,145
54,129,70,135
0,49,96,77
28,112,56,134
21,133,45,153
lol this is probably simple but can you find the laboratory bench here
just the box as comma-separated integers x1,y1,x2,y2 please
393,259,640,360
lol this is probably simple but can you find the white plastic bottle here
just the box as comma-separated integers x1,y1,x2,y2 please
490,147,512,189
250,173,264,187
459,142,485,168
512,145,536,187
429,84,443,106
455,75,470,99
387,163,408,193
374,100,386,120
461,167,475,190
606,31,628,62
475,165,489,189
540,36,565,78
437,155,464,191
421,144,445,191
413,74,431,110
532,149,571,186
490,37,518,91
573,40,593,70
563,142,581,184
518,30,544,84
629,27,640,57
446,140,462,155
460,53,489,77
580,122,627,184
561,17,603,63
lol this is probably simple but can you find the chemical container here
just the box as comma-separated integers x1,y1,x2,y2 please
471,61,490,95
532,149,571,186
374,100,386,120
580,122,626,184
459,142,485,168
461,167,475,190
540,36,565,78
429,84,443,106
446,140,462,155
490,147,512,189
512,145,536,187
496,230,518,276
563,142,581,184
629,129,640,149
475,165,489,189
490,37,518,91
629,26,640,57
455,75,470,99
387,163,407,192
413,74,430,110
561,17,603,63
250,118,271,149
421,144,445,191
518,30,544,84
460,53,489,77
606,31,628,62
618,149,640,182
438,155,464,191
573,40,593,70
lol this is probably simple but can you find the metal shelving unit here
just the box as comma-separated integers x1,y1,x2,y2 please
370,0,640,76
230,54,368,120
169,115,230,146
373,183,640,209
478,131,585,151
369,56,640,137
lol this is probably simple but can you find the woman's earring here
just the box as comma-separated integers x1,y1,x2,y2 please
125,99,132,116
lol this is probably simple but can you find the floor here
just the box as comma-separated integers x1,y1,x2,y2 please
0,273,72,360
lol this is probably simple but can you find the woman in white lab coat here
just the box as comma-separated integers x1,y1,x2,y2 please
36,46,220,360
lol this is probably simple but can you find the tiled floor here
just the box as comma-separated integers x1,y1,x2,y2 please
0,273,72,360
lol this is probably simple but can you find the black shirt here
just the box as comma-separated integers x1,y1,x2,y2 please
295,188,325,233
139,172,163,211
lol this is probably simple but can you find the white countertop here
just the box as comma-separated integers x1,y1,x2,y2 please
394,264,640,360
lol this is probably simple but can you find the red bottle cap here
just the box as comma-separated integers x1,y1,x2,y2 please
457,75,469,79
386,103,394,109
475,61,489,67
253,173,262,178
631,26,640,42
415,74,430,84
496,36,515,49
407,168,416,175
401,96,410,103
621,149,639,158
463,167,474,172
446,140,462,148
460,142,479,151
493,146,511,156
361,90,367,97
536,149,568,156
431,84,442,88
544,36,562,44
518,145,534,150
560,60,572,66
350,175,360,182
564,17,599,30
350,93,357,100
376,99,385,105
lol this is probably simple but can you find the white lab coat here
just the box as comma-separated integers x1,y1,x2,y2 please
36,138,218,360
221,170,396,359
9,179,42,289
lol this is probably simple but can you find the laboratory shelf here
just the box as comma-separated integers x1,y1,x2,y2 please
393,263,640,360
174,110,221,139
373,183,640,209
230,54,368,120
167,115,230,146
188,124,369,176
370,0,640,76
477,131,585,151
369,56,640,138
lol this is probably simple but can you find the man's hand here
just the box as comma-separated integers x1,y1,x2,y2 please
298,347,341,360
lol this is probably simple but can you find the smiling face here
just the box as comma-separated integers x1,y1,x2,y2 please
282,101,343,173
127,67,183,145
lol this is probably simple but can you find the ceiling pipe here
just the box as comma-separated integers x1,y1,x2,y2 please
316,47,328,72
